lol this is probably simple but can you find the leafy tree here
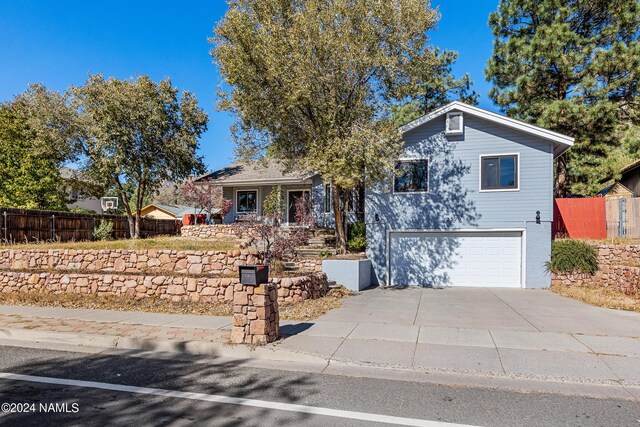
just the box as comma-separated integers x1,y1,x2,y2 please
72,75,208,238
152,180,188,206
486,0,640,196
0,85,81,209
212,0,475,252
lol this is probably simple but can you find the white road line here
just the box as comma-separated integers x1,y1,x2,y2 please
0,372,478,427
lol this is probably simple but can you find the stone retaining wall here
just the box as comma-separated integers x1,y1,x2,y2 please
295,258,323,273
0,248,323,274
551,243,640,297
552,265,640,297
0,249,260,276
0,270,329,303
181,225,240,239
595,244,640,265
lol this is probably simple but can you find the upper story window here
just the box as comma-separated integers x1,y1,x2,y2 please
481,154,519,191
445,112,463,135
237,190,258,213
394,159,429,193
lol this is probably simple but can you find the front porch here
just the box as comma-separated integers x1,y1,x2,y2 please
220,182,334,227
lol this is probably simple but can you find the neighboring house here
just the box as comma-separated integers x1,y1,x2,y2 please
598,160,640,199
60,166,103,213
136,204,204,220
597,182,634,199
200,101,574,289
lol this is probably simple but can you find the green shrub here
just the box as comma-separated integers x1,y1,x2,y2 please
319,249,334,258
548,239,598,274
92,220,114,241
347,221,367,252
69,207,96,214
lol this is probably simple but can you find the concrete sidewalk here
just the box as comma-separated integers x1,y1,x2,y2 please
0,296,639,401
278,287,640,399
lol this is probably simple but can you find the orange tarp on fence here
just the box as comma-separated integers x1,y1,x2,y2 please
553,197,607,240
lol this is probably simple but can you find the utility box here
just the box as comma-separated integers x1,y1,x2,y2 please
239,265,269,286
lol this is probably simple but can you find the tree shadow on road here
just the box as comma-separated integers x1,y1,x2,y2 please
0,346,320,426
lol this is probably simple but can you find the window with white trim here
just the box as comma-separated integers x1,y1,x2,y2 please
394,159,429,193
445,112,463,135
237,190,258,213
481,155,518,190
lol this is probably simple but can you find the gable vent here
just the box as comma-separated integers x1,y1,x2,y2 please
445,112,463,135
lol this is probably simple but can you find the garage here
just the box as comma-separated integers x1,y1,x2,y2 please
388,230,523,288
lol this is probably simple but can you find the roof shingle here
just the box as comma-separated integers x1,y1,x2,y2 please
196,160,312,184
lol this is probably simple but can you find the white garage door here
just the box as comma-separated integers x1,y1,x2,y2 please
389,231,522,288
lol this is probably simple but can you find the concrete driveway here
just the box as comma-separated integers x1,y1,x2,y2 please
279,287,640,398
317,287,640,336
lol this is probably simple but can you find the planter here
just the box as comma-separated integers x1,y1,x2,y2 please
322,259,371,292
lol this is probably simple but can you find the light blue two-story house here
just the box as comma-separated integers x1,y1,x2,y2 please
366,101,573,289
198,102,573,289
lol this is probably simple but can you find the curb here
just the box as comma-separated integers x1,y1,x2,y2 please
0,327,329,365
1,327,639,402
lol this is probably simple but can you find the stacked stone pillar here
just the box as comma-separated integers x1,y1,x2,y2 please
230,283,279,344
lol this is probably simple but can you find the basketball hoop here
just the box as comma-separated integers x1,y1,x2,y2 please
101,197,119,211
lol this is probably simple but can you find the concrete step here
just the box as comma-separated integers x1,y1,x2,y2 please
312,228,336,237
307,238,326,244
283,262,300,271
307,235,336,247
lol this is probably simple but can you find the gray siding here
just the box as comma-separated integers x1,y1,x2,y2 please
222,187,235,224
366,113,554,288
525,221,552,289
312,175,333,228
222,183,317,224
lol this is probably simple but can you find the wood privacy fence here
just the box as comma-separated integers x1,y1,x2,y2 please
606,197,640,239
0,207,181,243
553,197,607,240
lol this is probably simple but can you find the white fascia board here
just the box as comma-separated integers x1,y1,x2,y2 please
399,101,575,154
216,178,312,186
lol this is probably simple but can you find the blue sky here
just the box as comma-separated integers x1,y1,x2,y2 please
0,0,499,173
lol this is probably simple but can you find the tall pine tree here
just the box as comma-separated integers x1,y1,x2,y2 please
486,0,640,196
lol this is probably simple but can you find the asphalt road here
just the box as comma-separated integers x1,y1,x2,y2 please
0,346,637,426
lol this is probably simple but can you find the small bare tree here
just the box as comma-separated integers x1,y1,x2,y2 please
232,186,309,265
181,178,232,223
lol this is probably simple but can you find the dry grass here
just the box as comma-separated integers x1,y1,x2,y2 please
600,238,640,245
551,284,640,313
0,292,234,316
279,287,352,321
0,287,352,320
2,236,239,252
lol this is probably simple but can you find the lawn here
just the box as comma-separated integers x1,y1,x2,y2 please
1,236,240,252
